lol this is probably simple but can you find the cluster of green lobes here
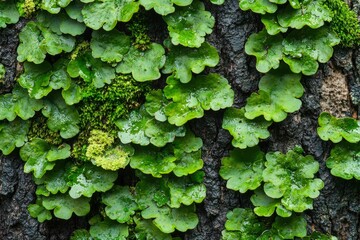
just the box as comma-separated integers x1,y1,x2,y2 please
0,0,230,239
220,0,359,239
0,0,358,239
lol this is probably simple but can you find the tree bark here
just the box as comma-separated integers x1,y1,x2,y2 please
0,1,359,239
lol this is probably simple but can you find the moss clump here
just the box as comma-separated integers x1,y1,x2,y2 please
70,41,90,60
17,0,39,18
77,74,150,134
28,115,63,146
325,0,360,47
127,15,151,51
85,130,133,171
0,64,5,83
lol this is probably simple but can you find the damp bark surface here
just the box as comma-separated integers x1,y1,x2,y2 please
0,1,360,240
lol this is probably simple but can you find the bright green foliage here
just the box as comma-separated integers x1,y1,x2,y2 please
277,0,332,29
141,204,199,233
67,163,118,198
222,108,271,149
81,0,139,30
0,63,5,81
90,219,129,240
0,84,43,121
116,43,166,82
220,147,265,193
67,50,115,88
0,0,20,28
167,172,206,208
28,200,53,222
130,146,177,177
18,60,78,101
172,130,203,176
144,90,169,122
91,29,131,63
18,61,53,99
20,139,70,178
65,1,84,22
42,194,91,219
135,174,202,233
222,208,308,239
145,119,186,147
116,107,185,147
42,93,80,139
17,21,75,64
163,0,215,48
245,67,303,122
78,74,149,132
221,208,265,239
282,27,340,75
162,40,219,83
326,142,360,180
263,147,324,212
139,0,192,15
164,74,234,126
326,0,360,47
173,149,203,177
244,30,283,73
136,174,170,209
102,186,138,223
115,108,151,145
261,14,287,35
70,229,91,240
37,11,86,36
272,214,307,238
134,218,173,240
85,130,134,170
317,112,360,143
0,119,29,155
35,162,69,194
251,188,292,217
239,0,277,15
41,0,72,13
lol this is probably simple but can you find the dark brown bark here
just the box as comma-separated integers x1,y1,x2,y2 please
0,1,359,239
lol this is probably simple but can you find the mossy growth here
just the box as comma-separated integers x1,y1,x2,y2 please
17,0,39,18
85,129,133,171
325,0,360,47
77,74,151,134
0,64,5,83
127,14,151,51
28,114,63,146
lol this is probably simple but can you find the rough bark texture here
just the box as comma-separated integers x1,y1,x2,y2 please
0,1,359,239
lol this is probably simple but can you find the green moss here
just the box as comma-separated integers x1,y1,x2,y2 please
71,131,89,161
85,129,132,171
0,63,5,83
127,14,151,51
17,0,39,18
28,114,63,146
70,41,90,60
77,74,150,134
325,0,360,47
86,129,114,158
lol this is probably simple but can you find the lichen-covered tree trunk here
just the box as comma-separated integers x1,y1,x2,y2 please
0,1,359,239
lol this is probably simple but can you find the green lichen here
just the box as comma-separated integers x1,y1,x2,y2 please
127,14,151,51
17,0,39,18
0,63,5,83
70,41,90,61
27,114,63,146
77,74,150,133
325,0,360,47
85,129,133,171
86,130,114,158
